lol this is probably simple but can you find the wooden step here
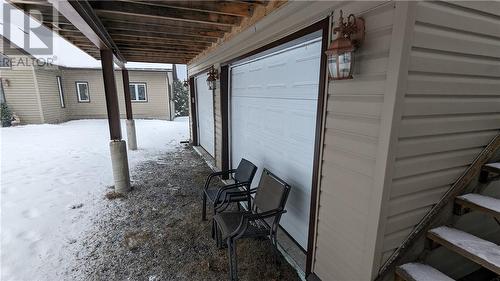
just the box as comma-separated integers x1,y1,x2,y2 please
396,263,454,281
483,162,500,174
456,194,500,218
427,226,500,275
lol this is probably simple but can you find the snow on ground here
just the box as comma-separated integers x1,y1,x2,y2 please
0,118,188,281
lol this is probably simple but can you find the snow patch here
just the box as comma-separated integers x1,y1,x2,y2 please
399,263,454,281
1,118,188,281
457,193,500,215
429,226,500,270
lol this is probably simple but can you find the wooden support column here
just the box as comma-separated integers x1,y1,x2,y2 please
122,69,133,120
101,48,131,193
122,69,138,150
101,49,122,140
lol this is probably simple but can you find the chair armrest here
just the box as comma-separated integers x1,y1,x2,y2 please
229,209,287,238
204,169,237,190
245,209,286,220
215,182,249,203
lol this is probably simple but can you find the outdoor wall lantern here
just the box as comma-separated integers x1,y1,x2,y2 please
1,78,10,87
182,79,189,88
206,65,218,90
325,10,365,80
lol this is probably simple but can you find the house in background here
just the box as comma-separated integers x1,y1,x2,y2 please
0,37,174,124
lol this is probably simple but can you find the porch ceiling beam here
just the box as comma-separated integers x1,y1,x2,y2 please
89,1,241,27
112,37,211,49
8,0,51,6
94,12,233,33
122,54,191,63
47,0,126,67
122,51,193,59
125,0,254,17
118,45,205,54
101,21,226,38
121,51,199,59
106,30,218,44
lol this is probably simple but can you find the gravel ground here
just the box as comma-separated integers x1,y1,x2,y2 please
67,145,300,281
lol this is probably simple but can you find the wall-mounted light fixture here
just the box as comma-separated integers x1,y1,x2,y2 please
206,66,218,90
182,79,189,88
325,10,365,80
1,78,10,87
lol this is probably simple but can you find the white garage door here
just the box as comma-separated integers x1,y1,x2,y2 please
230,36,322,248
196,74,215,157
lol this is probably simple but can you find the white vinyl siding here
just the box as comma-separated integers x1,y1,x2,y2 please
0,56,42,124
62,69,171,120
76,81,90,102
129,82,147,102
314,3,396,280
35,68,69,123
379,0,500,269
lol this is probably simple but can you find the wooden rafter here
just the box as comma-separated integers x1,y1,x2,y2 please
89,1,242,26
106,30,218,43
8,0,288,64
94,13,233,33
124,0,254,17
101,21,226,39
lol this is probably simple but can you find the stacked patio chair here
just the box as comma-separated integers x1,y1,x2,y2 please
201,158,257,221
213,169,291,281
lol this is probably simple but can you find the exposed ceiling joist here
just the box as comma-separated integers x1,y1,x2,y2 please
126,0,254,17
107,30,218,43
102,22,225,39
89,1,241,27
94,12,233,33
47,0,126,67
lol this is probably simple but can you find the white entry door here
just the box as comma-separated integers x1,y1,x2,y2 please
196,74,215,157
230,36,322,248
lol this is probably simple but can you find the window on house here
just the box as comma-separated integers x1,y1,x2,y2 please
129,83,147,102
76,81,90,102
57,76,65,108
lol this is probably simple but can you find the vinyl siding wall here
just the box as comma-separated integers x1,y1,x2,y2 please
61,69,171,120
34,67,69,123
0,55,42,124
314,3,397,280
188,1,396,279
378,0,500,266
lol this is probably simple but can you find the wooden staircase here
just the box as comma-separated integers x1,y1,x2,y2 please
395,163,500,281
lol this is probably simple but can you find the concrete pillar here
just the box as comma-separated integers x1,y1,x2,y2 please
122,69,138,150
100,49,131,193
109,140,131,193
126,119,137,150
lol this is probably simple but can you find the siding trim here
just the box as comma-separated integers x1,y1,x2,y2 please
306,16,330,276
365,2,417,278
189,76,198,145
220,65,230,179
32,65,44,123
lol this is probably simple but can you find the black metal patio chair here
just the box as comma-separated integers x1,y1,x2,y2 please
202,158,257,221
213,169,291,281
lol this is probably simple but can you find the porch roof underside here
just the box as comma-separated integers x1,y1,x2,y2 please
9,0,273,64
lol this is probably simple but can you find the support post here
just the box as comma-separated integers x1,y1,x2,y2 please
122,69,137,150
101,49,131,193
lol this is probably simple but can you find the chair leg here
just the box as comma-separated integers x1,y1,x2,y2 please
271,233,279,266
211,219,215,240
227,238,238,281
202,192,207,221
